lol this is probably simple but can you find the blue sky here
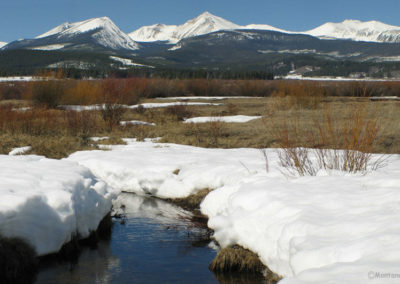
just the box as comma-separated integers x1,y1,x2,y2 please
1,0,400,42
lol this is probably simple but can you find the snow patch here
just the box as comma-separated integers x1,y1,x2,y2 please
120,120,155,126
60,102,222,112
110,56,154,68
157,96,262,100
184,115,261,123
8,146,32,156
30,44,70,50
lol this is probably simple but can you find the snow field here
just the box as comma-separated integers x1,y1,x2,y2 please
68,140,400,283
0,155,118,256
2,138,399,283
67,139,269,198
201,155,400,283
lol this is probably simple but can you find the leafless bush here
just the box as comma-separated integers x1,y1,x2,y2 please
269,97,388,176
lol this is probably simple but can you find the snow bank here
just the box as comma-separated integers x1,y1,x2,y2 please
67,140,268,199
0,155,118,256
67,140,400,283
184,115,262,123
201,153,400,284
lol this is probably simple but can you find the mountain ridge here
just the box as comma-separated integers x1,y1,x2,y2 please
129,12,400,44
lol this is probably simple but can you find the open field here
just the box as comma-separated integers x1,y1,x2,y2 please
0,78,399,158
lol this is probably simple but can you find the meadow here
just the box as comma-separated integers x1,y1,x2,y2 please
0,75,398,160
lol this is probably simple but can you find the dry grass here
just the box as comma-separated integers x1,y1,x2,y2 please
167,188,212,210
210,245,279,277
0,80,399,159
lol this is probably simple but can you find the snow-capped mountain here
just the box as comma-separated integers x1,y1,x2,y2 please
35,17,140,50
305,20,400,43
0,42,7,48
4,16,139,52
129,11,240,43
129,12,400,44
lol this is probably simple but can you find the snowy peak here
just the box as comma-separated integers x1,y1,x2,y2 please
130,13,400,44
36,17,139,50
305,19,400,42
129,11,240,43
178,11,240,39
0,42,7,48
129,23,178,42
36,22,75,39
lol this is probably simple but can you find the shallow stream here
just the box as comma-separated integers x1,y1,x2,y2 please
35,193,267,284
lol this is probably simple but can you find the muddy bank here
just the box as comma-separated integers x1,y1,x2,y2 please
166,188,212,211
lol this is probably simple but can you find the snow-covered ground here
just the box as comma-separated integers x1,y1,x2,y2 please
283,74,400,82
60,102,222,112
184,115,261,123
67,140,400,283
0,155,118,256
2,137,399,283
67,139,267,198
157,96,263,100
0,76,35,82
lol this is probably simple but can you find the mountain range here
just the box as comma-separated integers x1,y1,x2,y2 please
2,12,400,77
129,12,400,44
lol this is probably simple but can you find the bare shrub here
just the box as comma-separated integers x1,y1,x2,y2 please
266,97,387,176
64,111,98,145
163,105,193,121
31,79,66,108
100,78,126,131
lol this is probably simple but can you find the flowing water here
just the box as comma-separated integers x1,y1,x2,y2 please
35,193,268,284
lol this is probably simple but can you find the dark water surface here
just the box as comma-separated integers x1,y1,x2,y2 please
35,193,267,284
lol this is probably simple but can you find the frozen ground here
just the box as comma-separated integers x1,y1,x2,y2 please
67,139,266,198
157,96,263,100
68,140,400,283
0,76,36,82
2,138,399,283
0,155,118,256
60,102,222,111
184,115,262,123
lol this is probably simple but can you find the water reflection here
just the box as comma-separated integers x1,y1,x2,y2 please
36,240,119,284
35,193,267,284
